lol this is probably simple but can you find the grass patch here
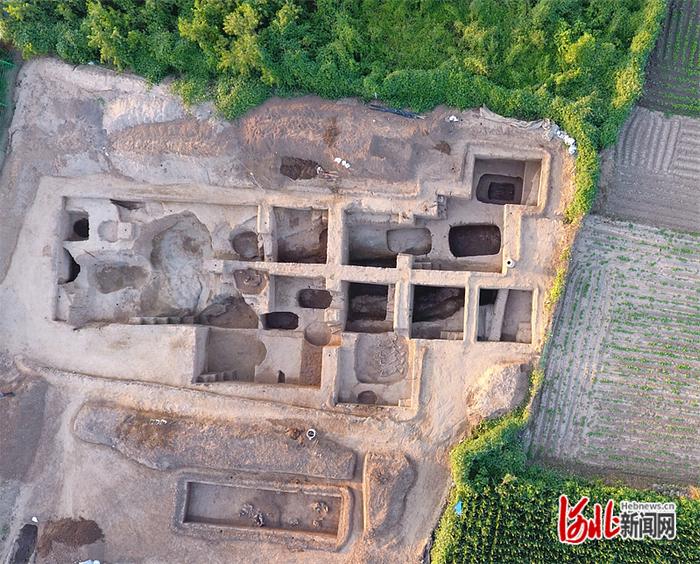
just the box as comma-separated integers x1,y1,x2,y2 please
0,49,11,110
545,247,571,311
0,0,666,221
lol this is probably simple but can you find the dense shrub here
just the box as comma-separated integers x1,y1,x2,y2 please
0,0,666,220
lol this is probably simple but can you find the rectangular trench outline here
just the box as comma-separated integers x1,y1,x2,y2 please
461,143,551,210
466,283,540,345
173,473,354,552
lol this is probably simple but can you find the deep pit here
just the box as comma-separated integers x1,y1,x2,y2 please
72,216,89,240
346,283,392,333
263,311,300,330
448,224,501,257
473,157,541,206
411,285,465,340
59,249,81,284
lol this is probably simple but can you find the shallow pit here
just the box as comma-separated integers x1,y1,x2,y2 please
201,329,267,382
95,263,148,294
183,481,342,536
386,227,432,255
357,390,378,404
280,156,321,180
274,207,328,264
304,322,339,347
298,288,333,309
231,230,262,260
233,269,268,294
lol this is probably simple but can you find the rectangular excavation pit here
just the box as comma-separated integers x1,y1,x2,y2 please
274,207,328,264
477,288,533,343
473,157,541,206
270,275,330,329
410,285,465,340
345,283,393,333
198,328,266,383
414,197,502,272
346,211,431,267
176,477,352,550
197,328,323,387
336,333,412,407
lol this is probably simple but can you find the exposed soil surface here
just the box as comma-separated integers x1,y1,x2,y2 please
37,518,103,557
0,58,575,564
530,217,700,483
597,107,700,232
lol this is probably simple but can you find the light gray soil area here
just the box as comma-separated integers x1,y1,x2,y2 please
0,58,575,563
528,216,700,485
595,106,700,232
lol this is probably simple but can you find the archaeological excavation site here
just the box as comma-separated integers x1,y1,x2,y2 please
0,59,575,563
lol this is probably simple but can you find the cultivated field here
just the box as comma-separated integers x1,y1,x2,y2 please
642,0,700,116
530,216,700,484
598,106,700,232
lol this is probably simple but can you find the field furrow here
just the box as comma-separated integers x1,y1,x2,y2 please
530,216,700,483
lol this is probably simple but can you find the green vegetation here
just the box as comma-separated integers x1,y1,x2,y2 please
642,0,700,117
0,0,665,220
545,247,571,310
0,4,684,561
432,412,700,562
533,221,700,478
0,50,11,111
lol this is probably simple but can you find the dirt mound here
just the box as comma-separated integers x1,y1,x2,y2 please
362,452,415,537
467,363,529,423
280,156,321,180
37,518,103,557
73,403,357,479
